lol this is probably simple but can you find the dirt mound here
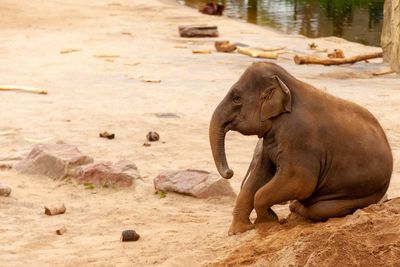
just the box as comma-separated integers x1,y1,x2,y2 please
207,198,400,267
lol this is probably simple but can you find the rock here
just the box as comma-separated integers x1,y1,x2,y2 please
75,160,140,187
14,143,93,179
121,230,140,242
99,131,115,139
0,161,14,170
44,203,66,216
0,151,28,170
199,3,224,16
0,183,11,197
154,169,236,198
146,131,160,142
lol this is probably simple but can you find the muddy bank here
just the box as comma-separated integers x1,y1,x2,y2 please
206,198,400,266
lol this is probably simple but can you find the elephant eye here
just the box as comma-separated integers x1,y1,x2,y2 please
232,95,241,104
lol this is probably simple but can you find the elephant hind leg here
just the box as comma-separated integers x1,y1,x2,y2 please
290,192,384,222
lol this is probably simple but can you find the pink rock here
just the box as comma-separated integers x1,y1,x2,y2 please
14,143,93,179
154,169,236,198
75,160,140,187
0,151,28,170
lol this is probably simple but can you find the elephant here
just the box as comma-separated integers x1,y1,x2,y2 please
209,62,393,235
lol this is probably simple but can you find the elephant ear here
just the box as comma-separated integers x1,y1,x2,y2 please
260,75,292,122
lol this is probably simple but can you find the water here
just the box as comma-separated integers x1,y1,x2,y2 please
182,0,384,46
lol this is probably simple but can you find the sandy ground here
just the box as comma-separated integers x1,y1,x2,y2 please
1,0,400,266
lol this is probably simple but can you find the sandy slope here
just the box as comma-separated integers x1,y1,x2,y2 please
0,0,400,266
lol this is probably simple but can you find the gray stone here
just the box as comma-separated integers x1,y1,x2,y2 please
154,169,236,198
14,143,93,179
75,160,140,187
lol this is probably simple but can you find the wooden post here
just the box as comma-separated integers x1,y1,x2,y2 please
381,0,400,73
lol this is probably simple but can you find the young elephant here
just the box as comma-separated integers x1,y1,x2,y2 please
209,62,392,235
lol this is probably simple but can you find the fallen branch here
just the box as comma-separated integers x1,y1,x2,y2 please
372,69,395,76
237,47,278,59
192,50,212,54
257,46,286,52
0,86,47,95
0,130,15,136
24,137,54,143
294,52,383,65
60,48,80,54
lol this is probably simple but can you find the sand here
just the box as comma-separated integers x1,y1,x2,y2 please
0,0,399,266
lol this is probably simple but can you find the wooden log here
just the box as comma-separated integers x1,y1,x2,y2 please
236,47,278,59
56,226,67,235
294,52,383,65
44,203,66,216
178,25,218,38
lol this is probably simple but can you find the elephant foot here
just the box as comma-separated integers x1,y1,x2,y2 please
289,200,305,214
228,220,254,236
254,208,278,225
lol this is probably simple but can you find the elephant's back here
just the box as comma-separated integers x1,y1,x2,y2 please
309,90,393,197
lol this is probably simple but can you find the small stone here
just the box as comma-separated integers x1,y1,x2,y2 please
99,131,115,139
143,142,151,147
121,230,140,242
146,131,160,142
0,184,11,197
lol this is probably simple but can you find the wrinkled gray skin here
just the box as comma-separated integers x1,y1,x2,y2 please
209,62,392,235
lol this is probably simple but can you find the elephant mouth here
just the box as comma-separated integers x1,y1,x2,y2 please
223,121,233,133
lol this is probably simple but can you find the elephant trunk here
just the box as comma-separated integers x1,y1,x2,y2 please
209,108,234,179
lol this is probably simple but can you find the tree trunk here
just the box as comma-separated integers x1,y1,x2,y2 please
381,0,400,73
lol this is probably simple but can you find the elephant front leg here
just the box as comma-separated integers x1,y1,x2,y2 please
230,191,278,235
229,190,256,235
229,140,275,235
254,165,316,225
